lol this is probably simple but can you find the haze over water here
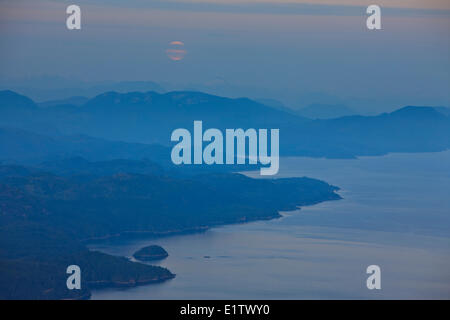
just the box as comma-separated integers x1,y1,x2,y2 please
91,151,450,299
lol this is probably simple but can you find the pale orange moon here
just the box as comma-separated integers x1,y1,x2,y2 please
166,41,187,61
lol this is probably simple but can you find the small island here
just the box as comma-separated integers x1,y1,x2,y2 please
133,245,169,261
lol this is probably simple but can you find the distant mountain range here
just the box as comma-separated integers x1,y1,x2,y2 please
1,90,449,160
0,126,171,164
0,80,164,102
295,103,357,119
434,106,450,117
38,96,89,108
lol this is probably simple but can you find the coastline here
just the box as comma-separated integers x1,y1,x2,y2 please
87,192,342,299
85,197,341,245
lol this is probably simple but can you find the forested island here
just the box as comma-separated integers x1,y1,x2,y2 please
133,245,169,261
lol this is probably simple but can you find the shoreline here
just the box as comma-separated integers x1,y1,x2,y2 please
85,195,342,245
87,194,343,299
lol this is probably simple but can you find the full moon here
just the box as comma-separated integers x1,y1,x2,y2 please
166,41,186,61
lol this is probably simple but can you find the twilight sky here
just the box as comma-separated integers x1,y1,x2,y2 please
0,0,449,112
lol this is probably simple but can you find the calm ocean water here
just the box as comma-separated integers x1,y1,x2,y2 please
90,151,450,299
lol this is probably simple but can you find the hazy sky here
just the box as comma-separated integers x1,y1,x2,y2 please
0,0,449,111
